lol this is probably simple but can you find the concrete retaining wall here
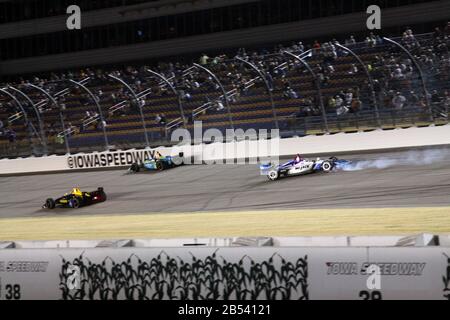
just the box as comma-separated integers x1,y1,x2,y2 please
0,242,448,300
1,125,450,175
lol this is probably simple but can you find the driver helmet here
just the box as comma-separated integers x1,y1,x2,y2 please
295,154,303,162
71,188,82,196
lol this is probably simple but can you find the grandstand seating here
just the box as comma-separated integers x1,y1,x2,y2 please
0,29,449,157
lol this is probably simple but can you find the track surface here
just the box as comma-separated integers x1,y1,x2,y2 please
0,150,450,218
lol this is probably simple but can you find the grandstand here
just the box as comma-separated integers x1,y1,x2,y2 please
0,0,449,157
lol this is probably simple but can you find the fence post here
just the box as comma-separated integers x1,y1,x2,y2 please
67,79,110,151
335,43,381,128
7,85,48,154
283,51,329,133
0,87,41,155
108,74,150,148
25,83,71,154
235,57,279,130
193,63,234,131
383,37,433,123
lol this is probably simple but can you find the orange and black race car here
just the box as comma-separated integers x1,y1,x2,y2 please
42,187,107,209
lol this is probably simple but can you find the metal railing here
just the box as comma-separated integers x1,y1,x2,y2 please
7,77,90,125
165,50,313,132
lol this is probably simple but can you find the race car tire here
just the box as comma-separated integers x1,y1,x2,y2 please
171,156,184,166
268,170,279,181
130,163,140,173
162,161,170,170
97,187,107,202
156,161,164,171
46,198,55,209
69,198,81,209
322,161,333,173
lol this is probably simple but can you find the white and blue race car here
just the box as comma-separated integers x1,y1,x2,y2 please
260,156,350,181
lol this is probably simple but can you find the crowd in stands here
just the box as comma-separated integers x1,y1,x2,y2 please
0,22,449,152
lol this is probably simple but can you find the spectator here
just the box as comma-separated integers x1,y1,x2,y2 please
79,120,86,133
284,87,298,100
297,41,305,54
139,98,146,110
345,90,354,106
56,134,64,145
62,122,74,137
335,95,344,109
155,113,167,125
392,92,407,110
315,63,324,74
402,27,417,48
433,27,444,40
216,100,224,111
155,113,162,124
431,90,441,104
391,65,405,80
326,64,335,74
365,35,376,48
336,104,349,116
321,74,330,87
443,91,450,110
417,97,427,110
348,64,358,75
179,89,192,101
312,40,321,54
350,98,362,113
160,113,167,125
375,35,383,46
83,111,92,122
409,91,420,108
192,79,200,89
345,35,356,46
199,54,209,65
6,129,17,149
328,96,337,110
97,120,107,131
445,21,450,36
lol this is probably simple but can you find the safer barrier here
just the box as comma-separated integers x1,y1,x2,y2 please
1,124,450,175
0,244,449,300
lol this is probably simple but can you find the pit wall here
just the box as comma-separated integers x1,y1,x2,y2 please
1,125,450,175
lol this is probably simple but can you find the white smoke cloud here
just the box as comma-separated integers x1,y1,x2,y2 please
342,148,450,171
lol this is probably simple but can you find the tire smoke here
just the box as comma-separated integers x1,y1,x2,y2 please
342,148,450,171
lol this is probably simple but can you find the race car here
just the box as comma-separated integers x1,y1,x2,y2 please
260,156,350,181
128,152,184,173
43,187,107,209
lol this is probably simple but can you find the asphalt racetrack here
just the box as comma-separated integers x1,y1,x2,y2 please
1,149,450,219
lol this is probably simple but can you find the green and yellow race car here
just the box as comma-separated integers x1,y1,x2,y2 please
128,152,184,173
